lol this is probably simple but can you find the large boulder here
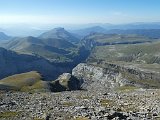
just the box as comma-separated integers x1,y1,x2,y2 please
51,73,82,92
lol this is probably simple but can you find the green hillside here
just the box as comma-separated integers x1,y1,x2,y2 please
0,71,51,92
89,41,160,64
81,33,158,49
2,36,81,62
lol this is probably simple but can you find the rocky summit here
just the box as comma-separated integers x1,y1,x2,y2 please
0,88,160,120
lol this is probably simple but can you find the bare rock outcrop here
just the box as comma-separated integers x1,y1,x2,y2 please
51,73,82,92
72,63,124,90
72,63,160,89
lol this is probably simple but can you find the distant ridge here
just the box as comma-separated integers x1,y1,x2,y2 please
105,29,160,38
71,26,107,37
1,35,79,62
0,32,11,41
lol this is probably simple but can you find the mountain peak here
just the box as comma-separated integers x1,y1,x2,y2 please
49,27,67,34
24,36,36,40
54,27,65,31
39,27,79,43
0,32,6,35
71,26,107,37
0,32,11,41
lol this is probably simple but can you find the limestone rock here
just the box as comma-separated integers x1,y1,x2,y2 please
51,73,82,92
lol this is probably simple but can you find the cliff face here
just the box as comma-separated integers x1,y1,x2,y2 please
72,63,123,90
103,63,160,81
101,62,160,88
72,63,160,89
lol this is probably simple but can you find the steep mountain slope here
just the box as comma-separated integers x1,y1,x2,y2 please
0,32,11,41
0,47,73,80
1,36,82,63
39,27,79,43
3,36,75,50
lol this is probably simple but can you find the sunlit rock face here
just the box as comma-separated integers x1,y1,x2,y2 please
72,63,123,90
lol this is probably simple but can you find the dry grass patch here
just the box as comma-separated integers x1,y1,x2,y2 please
73,116,90,120
0,111,19,118
117,85,138,92
61,102,74,107
100,99,114,107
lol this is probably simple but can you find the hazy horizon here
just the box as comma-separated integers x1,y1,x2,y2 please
0,0,160,24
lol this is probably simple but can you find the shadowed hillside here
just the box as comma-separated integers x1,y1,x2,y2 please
0,47,75,80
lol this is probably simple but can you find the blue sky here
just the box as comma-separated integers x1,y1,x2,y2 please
0,0,160,24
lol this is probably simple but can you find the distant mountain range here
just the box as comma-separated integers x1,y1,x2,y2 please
2,22,160,37
0,32,11,41
105,22,160,29
71,26,107,37
105,29,160,38
0,28,86,63
71,26,160,38
0,28,89,80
